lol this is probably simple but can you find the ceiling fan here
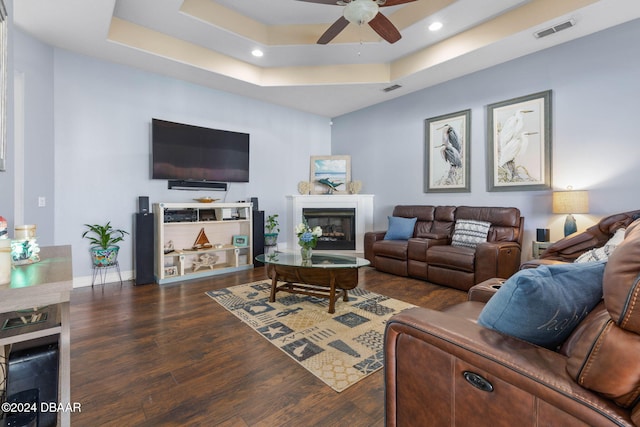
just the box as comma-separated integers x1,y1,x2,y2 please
297,0,417,45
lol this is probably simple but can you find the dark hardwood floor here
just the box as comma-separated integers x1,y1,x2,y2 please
69,266,467,426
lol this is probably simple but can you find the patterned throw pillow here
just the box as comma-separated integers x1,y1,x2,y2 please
575,227,626,263
451,219,491,249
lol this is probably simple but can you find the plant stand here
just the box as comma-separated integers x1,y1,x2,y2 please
265,240,278,255
91,261,123,287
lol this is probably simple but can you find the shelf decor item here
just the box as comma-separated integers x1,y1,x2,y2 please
0,238,10,285
348,180,363,194
10,238,40,266
192,253,218,271
295,218,322,261
81,221,129,267
309,155,351,195
232,235,248,247
10,224,40,265
192,228,212,249
297,181,311,195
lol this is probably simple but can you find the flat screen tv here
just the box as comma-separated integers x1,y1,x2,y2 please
152,118,250,182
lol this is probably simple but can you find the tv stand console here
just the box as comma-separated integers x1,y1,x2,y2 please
153,202,253,284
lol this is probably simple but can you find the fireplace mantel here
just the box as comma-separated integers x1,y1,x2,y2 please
286,194,374,253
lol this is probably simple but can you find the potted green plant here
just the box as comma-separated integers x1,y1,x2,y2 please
82,222,129,267
265,214,280,247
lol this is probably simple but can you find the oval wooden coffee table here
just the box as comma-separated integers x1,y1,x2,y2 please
255,252,370,313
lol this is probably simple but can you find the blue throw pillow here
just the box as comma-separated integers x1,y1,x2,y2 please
477,261,606,349
384,216,417,240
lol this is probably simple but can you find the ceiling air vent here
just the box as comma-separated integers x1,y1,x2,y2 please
534,19,575,39
383,84,402,93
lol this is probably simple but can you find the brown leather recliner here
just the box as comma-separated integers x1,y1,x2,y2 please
364,205,524,291
384,219,640,426
522,209,640,269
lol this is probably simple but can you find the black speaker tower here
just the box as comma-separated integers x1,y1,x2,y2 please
253,210,265,266
134,212,155,285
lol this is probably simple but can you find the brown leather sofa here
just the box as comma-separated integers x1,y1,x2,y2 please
384,219,640,426
364,205,524,291
521,209,640,268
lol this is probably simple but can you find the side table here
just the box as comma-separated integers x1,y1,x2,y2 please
532,241,554,259
0,245,73,426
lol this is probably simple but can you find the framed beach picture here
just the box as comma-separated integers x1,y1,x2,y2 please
309,155,351,194
487,90,552,191
424,109,471,193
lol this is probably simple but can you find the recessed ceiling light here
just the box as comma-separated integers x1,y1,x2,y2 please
251,49,264,58
428,22,443,32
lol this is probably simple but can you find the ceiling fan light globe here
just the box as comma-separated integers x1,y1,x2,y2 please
343,0,379,25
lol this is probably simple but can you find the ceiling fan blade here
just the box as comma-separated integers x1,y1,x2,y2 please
368,12,402,43
317,16,350,44
296,0,340,5
380,0,417,6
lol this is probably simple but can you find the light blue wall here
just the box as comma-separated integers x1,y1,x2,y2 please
13,28,54,244
10,17,640,283
332,19,640,258
14,32,331,284
0,0,13,230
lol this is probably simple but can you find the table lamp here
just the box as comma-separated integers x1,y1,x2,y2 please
552,189,589,236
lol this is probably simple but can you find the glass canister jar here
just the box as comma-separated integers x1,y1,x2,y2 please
0,238,10,285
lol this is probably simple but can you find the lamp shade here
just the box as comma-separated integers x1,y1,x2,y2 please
552,190,589,214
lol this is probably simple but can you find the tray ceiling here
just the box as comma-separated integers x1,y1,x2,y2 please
14,0,640,117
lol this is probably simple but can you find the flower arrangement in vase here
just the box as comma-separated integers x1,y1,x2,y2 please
295,219,322,260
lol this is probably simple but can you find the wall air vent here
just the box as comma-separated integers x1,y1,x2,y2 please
534,19,575,39
383,84,402,93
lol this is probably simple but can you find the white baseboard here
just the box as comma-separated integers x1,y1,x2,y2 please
73,268,134,288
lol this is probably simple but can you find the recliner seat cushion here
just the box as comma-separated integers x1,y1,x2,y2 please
372,240,409,260
426,245,475,273
478,261,606,349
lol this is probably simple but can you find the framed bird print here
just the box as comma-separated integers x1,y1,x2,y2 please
487,90,552,191
424,109,471,193
309,155,351,194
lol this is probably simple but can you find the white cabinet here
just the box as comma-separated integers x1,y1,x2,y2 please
153,202,253,284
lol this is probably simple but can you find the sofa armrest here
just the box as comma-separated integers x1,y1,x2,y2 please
364,230,387,264
475,241,522,283
467,278,504,303
520,259,570,269
385,307,632,426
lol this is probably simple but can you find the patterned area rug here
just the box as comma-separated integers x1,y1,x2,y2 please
206,280,415,392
